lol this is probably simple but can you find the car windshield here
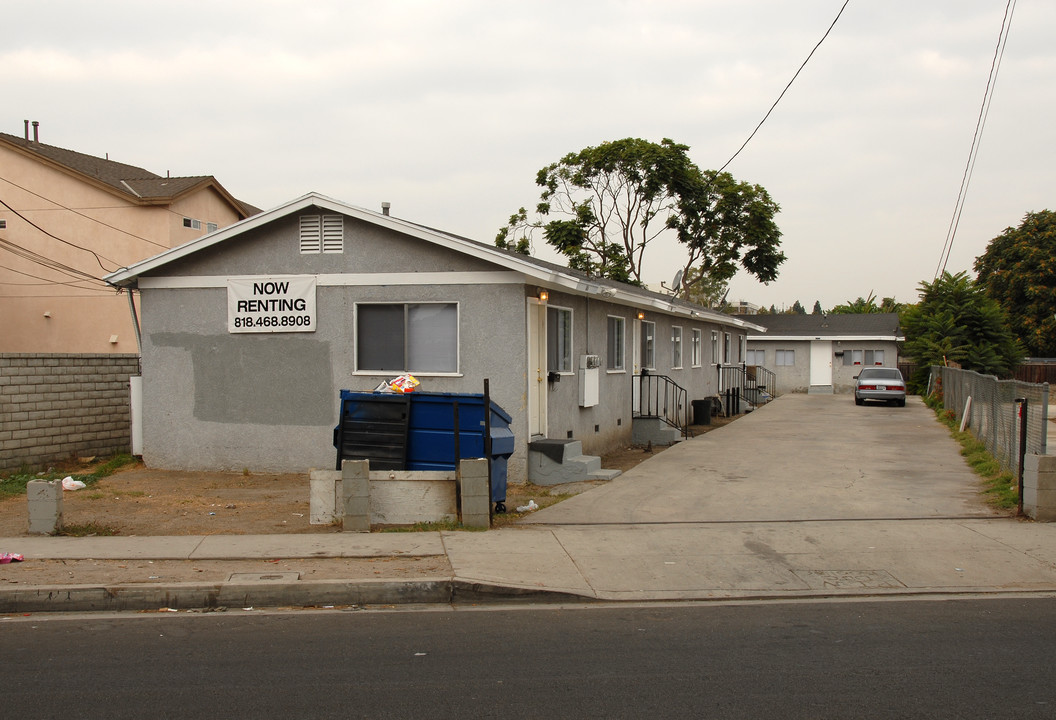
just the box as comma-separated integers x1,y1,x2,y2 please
859,368,902,381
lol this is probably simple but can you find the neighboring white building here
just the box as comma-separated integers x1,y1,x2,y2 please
746,314,903,395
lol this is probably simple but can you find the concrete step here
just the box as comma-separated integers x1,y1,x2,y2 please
631,417,683,446
528,439,620,486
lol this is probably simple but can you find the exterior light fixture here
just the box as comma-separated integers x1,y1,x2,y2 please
637,311,645,320
538,290,549,303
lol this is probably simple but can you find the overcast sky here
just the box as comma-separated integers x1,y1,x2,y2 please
5,0,1052,310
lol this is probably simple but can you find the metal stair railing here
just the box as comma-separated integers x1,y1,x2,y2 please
632,371,689,438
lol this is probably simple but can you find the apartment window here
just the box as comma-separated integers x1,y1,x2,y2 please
206,222,218,233
746,349,765,366
711,331,718,364
723,332,731,364
671,326,683,368
865,349,884,365
691,329,702,367
0,219,6,229
641,320,656,369
183,217,201,230
300,214,344,254
548,306,573,373
739,335,746,363
356,303,458,373
843,349,865,366
607,316,625,371
775,349,795,366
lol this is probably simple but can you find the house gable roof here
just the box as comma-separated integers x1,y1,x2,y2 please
748,313,903,341
104,191,766,332
0,132,259,218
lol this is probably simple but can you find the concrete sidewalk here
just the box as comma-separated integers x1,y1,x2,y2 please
3,395,1056,613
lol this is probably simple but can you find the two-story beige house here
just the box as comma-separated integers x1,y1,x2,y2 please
0,122,257,353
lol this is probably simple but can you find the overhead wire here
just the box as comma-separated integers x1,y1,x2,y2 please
0,235,111,287
0,175,171,251
0,195,122,271
718,0,852,174
935,0,1016,279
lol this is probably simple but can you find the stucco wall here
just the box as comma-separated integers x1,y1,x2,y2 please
747,339,900,394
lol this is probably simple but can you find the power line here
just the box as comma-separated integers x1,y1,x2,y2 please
0,235,111,287
0,196,121,271
0,261,109,290
935,0,1016,279
0,175,170,251
718,0,851,174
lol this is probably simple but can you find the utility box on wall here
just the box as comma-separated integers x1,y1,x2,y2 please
579,354,600,407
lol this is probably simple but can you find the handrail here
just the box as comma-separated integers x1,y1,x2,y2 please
719,364,776,414
632,372,689,438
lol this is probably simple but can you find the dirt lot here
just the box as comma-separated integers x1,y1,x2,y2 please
0,417,736,538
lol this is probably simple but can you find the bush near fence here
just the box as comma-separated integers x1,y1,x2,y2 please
930,365,1049,475
0,354,140,472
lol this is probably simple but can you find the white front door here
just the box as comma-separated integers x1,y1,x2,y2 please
527,300,547,437
809,340,833,391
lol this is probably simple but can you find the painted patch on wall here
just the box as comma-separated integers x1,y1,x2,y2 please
154,333,334,426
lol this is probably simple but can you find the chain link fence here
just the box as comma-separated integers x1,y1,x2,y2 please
930,365,1049,473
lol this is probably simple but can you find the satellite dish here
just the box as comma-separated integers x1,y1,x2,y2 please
670,269,683,295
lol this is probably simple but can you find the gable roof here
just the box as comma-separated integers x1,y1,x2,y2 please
748,313,903,340
0,131,259,217
104,191,766,332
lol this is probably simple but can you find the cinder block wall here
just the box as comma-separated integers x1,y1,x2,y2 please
0,354,140,472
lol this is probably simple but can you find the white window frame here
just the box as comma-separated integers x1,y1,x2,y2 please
776,349,795,366
206,222,218,233
691,329,702,368
746,349,765,366
607,315,626,372
865,349,885,366
641,320,656,370
183,217,201,230
671,326,683,369
354,301,460,375
711,331,719,364
547,305,574,374
723,332,731,364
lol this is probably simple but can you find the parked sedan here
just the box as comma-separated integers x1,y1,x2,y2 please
854,367,907,407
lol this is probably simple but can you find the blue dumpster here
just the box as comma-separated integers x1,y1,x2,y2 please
333,390,514,511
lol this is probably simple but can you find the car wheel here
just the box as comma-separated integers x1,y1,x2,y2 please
855,396,864,406
898,399,906,407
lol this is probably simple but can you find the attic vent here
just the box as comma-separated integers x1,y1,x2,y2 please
299,214,344,254
322,215,344,253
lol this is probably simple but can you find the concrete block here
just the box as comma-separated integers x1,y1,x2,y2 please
1023,453,1056,522
459,458,490,529
27,479,63,534
341,460,370,532
369,470,457,525
309,470,342,525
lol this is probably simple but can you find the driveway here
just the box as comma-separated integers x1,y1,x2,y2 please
522,394,1001,525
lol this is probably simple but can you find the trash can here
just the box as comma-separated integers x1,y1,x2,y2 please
692,398,712,425
333,390,515,511
405,393,514,511
333,391,411,471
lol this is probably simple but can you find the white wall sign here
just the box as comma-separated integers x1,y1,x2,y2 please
227,276,317,333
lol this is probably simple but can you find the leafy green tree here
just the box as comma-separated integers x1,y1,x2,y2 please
791,300,806,315
768,304,778,314
901,271,1022,389
680,265,727,308
974,209,1056,357
830,292,904,314
495,137,785,289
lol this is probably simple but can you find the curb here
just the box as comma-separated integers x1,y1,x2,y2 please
0,578,591,614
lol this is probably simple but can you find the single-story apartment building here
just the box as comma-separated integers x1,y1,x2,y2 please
105,192,766,483
746,313,903,395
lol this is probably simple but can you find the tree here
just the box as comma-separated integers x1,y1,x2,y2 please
812,300,823,315
829,292,904,314
901,271,1022,389
495,137,785,290
974,209,1056,357
680,265,728,309
791,300,806,315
